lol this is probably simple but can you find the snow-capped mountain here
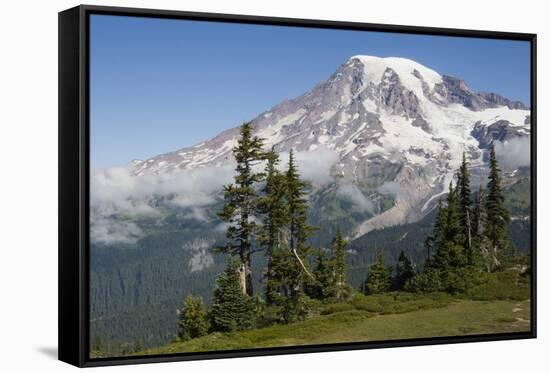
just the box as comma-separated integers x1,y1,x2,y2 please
129,55,531,237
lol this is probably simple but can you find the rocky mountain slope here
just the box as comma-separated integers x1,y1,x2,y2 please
126,55,530,237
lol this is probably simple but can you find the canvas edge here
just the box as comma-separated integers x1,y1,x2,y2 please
59,5,86,368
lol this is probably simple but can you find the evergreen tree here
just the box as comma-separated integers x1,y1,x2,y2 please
307,228,349,301
257,148,289,304
177,295,209,341
280,292,313,324
263,150,319,320
393,250,415,290
430,183,466,271
484,146,512,271
267,244,295,305
259,149,318,314
446,182,468,268
251,294,267,325
268,245,315,323
419,183,470,292
305,248,330,300
469,185,487,270
444,181,462,244
330,228,348,300
472,185,485,237
363,253,392,295
285,149,316,292
210,256,256,332
217,122,266,296
425,198,446,265
457,153,473,262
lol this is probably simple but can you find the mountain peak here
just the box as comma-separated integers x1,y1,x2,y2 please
349,54,434,70
346,55,443,91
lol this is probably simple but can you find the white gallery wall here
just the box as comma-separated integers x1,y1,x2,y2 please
0,0,547,371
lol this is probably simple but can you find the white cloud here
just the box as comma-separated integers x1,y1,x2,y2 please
90,217,144,245
377,181,403,196
493,137,530,170
280,146,339,186
91,163,235,217
90,164,236,245
336,183,374,212
182,207,209,222
215,222,231,232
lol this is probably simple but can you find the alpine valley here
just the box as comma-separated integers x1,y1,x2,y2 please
90,55,531,351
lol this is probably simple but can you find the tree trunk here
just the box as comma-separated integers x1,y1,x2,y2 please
289,222,295,252
239,247,253,296
291,248,315,281
240,195,253,296
265,254,273,302
492,244,501,272
238,263,247,295
480,244,491,272
466,210,472,250
245,251,253,297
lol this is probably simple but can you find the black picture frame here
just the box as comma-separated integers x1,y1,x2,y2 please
58,4,537,368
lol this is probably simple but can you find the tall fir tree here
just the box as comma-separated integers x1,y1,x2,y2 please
217,122,266,296
472,185,485,237
444,181,462,244
484,146,512,271
257,148,289,304
363,253,392,295
285,149,316,292
306,248,330,300
330,228,347,300
446,182,468,268
425,198,446,266
469,185,487,269
393,250,416,290
210,256,256,332
177,295,209,341
430,183,467,272
309,228,349,300
267,243,295,305
261,149,320,321
457,153,473,263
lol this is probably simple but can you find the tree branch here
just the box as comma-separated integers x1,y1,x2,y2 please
291,248,316,281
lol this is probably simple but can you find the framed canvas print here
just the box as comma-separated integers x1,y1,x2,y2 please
58,5,537,367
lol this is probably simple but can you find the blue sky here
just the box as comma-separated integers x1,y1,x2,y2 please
90,14,530,168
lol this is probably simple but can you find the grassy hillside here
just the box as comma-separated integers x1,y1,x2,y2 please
139,298,529,356
129,269,530,357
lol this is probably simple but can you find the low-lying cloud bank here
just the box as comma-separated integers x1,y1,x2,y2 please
90,216,144,245
90,146,339,245
91,163,235,217
90,163,235,244
493,137,530,170
281,146,340,186
377,181,402,197
336,183,374,213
